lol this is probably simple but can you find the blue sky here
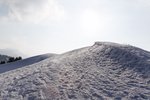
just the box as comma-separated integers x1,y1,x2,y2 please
0,0,150,57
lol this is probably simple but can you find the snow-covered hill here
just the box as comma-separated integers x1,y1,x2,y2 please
0,53,56,74
0,42,150,100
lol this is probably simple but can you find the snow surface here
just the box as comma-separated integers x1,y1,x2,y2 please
0,42,150,100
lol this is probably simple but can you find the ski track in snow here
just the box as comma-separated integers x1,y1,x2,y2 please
0,42,150,100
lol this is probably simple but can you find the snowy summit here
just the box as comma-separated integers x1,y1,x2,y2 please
0,42,150,100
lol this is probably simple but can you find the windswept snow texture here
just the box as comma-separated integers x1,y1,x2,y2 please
0,54,55,73
0,42,150,100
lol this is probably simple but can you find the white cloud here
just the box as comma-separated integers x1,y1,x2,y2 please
137,0,150,6
0,0,65,23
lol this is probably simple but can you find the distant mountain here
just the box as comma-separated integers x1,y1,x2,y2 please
0,42,149,100
0,54,11,63
0,53,56,73
0,48,26,58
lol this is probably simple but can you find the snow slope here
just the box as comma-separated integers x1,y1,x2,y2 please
0,53,56,74
0,42,150,100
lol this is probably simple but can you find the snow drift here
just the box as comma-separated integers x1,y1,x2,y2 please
0,42,149,100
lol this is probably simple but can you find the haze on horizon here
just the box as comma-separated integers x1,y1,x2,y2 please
0,0,150,57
